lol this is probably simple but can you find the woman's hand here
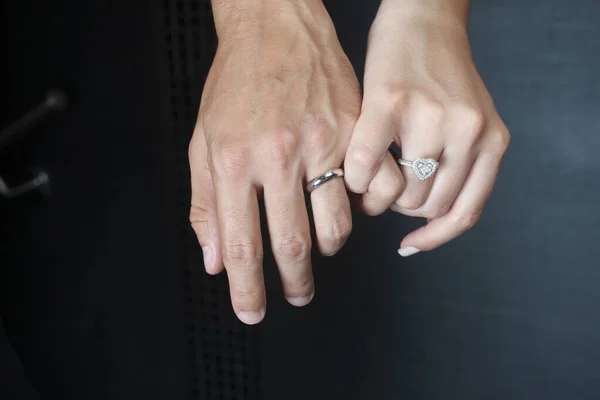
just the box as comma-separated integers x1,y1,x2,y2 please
344,0,510,256
189,0,361,324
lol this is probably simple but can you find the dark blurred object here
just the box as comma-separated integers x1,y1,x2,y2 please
0,89,67,153
0,89,66,200
0,170,49,200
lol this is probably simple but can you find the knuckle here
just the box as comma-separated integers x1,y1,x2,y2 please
189,204,214,243
385,172,405,197
361,203,383,217
377,85,409,110
396,193,427,211
338,107,360,128
453,212,481,231
303,115,332,153
396,89,446,127
285,277,314,296
349,142,381,171
324,216,352,245
423,205,450,219
208,137,252,179
364,85,407,116
371,174,404,200
452,104,486,139
389,90,410,112
232,288,262,305
487,126,511,155
415,97,446,125
264,128,300,170
189,204,210,227
223,241,262,267
273,237,311,263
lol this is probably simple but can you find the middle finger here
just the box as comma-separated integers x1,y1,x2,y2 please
210,146,266,325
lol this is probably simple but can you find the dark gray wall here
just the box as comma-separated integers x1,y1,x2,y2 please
259,1,600,399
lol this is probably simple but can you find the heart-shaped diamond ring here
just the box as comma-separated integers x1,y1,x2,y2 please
397,157,439,181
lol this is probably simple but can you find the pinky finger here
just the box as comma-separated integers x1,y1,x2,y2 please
189,128,223,274
398,154,502,256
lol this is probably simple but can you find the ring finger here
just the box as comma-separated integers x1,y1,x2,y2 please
394,144,443,211
209,150,265,325
307,166,352,256
393,112,479,218
393,108,444,211
392,147,474,217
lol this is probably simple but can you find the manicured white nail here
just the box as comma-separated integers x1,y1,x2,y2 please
398,247,421,257
286,293,314,307
237,309,265,325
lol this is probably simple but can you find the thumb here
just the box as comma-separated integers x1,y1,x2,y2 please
189,126,223,275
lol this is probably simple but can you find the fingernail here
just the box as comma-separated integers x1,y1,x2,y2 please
398,247,421,257
202,246,214,270
286,293,314,307
237,309,265,325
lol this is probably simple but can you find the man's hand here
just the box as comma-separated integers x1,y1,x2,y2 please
190,0,361,324
344,0,510,256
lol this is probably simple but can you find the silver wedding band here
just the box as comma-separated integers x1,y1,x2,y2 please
397,157,440,181
306,168,344,193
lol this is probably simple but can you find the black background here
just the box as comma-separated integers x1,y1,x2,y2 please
1,0,599,399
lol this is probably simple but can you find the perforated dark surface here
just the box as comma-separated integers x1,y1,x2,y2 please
161,1,261,399
2,0,261,399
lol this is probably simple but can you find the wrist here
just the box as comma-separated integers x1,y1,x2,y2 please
374,0,470,31
211,0,333,43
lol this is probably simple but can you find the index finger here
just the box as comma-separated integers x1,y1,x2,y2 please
344,103,396,194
